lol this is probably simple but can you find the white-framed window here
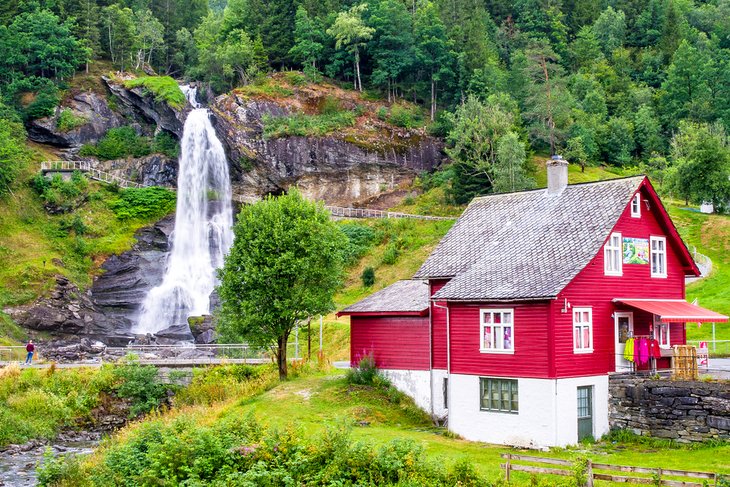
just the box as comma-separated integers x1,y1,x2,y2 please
480,377,518,413
573,307,593,353
604,232,622,276
631,193,641,218
480,309,514,353
655,316,671,348
650,236,667,277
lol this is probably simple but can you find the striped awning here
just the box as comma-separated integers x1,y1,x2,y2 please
614,299,728,323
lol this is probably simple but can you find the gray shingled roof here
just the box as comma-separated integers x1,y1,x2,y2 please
340,280,429,314
414,176,646,301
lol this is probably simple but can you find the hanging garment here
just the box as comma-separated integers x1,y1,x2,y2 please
637,338,650,366
648,338,662,359
623,338,635,362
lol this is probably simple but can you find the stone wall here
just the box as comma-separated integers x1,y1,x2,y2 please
609,374,730,442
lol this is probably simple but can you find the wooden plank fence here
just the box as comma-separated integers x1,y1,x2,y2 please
500,453,720,487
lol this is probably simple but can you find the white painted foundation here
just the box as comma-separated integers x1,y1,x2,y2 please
381,369,433,413
448,374,609,448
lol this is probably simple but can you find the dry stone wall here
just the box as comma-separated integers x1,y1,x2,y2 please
609,374,730,443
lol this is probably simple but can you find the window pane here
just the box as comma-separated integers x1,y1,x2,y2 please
503,312,512,324
494,313,501,324
503,326,512,350
483,313,492,324
483,326,492,349
583,326,591,348
574,326,581,348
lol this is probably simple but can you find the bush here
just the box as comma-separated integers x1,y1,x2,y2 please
56,109,87,132
24,87,59,120
151,131,179,158
109,186,175,220
0,117,29,196
361,266,375,287
123,76,186,109
376,106,388,121
388,104,423,129
262,111,356,138
91,127,152,160
381,241,400,265
31,171,89,213
340,222,380,265
320,95,342,115
346,353,379,385
112,361,170,417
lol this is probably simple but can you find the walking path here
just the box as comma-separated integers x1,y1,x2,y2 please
40,161,454,221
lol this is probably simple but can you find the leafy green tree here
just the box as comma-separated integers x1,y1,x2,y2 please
659,0,684,61
0,117,29,196
633,105,663,159
660,39,714,127
132,9,165,70
493,131,533,192
288,5,324,74
569,26,603,69
601,116,635,166
368,0,414,101
101,5,135,71
414,1,454,120
564,135,589,172
592,6,626,56
668,121,730,210
327,4,374,91
64,0,100,73
218,191,347,379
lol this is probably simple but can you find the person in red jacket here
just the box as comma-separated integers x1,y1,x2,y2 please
24,340,35,365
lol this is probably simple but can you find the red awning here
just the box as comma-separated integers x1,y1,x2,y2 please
614,299,728,323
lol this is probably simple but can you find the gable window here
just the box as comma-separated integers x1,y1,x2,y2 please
631,193,641,218
650,236,667,277
604,232,622,276
573,308,593,353
480,309,514,353
480,378,518,413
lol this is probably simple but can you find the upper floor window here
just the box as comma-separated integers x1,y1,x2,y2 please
631,193,641,218
650,236,667,278
604,232,622,276
573,308,593,353
480,309,514,353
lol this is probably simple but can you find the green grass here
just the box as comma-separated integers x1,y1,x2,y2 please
262,110,356,138
123,76,186,109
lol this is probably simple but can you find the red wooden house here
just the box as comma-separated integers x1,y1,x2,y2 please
339,158,728,448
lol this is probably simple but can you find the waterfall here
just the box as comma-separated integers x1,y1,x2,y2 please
180,84,200,109
135,95,233,335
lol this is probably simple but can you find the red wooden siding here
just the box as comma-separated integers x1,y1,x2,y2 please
350,316,430,370
555,185,688,378
447,301,551,378
430,279,450,369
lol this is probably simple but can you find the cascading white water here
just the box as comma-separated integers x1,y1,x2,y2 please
135,87,233,335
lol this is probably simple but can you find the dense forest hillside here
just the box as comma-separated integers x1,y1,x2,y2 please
1,0,729,206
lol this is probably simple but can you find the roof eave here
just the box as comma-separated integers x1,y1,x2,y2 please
337,309,429,318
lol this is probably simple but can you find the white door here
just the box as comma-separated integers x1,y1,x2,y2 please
614,312,634,371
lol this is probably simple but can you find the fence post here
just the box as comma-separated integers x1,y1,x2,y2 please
586,460,593,487
505,453,511,482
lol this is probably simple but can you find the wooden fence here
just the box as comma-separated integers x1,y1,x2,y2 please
501,453,721,486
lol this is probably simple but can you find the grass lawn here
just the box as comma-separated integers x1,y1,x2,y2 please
228,372,730,483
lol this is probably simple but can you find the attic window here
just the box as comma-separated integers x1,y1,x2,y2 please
631,194,641,218
604,232,622,276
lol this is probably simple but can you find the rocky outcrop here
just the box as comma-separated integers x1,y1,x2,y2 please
89,214,175,336
28,91,127,147
103,76,187,138
211,91,443,205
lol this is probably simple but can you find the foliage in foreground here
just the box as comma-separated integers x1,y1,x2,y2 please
109,186,176,221
39,417,487,487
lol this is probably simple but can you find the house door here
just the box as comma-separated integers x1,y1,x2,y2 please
614,312,634,371
577,386,593,442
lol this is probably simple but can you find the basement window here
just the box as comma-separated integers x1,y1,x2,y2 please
631,193,641,218
480,378,518,413
604,232,623,276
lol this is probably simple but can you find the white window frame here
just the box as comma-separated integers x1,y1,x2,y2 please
480,309,514,354
650,236,667,278
573,307,594,354
631,193,641,218
655,316,671,349
604,232,623,276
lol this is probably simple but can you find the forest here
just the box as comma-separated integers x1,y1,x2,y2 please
0,0,729,206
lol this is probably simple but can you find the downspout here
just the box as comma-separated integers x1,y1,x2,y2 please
433,302,451,419
428,287,434,417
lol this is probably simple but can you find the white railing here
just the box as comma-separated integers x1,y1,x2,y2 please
42,162,454,221
41,160,145,189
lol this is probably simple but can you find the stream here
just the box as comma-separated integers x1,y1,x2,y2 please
0,433,100,487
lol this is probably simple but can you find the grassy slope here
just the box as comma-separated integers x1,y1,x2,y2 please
231,373,730,479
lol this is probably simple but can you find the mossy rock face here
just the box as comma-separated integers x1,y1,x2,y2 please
187,315,205,330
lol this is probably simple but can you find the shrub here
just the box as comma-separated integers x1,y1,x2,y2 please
262,111,355,138
340,222,380,265
388,104,423,129
376,106,388,121
31,172,89,214
91,126,151,160
112,361,170,417
37,448,82,487
109,186,176,220
381,241,399,265
346,353,379,385
59,214,88,235
0,117,29,196
151,131,179,158
123,76,186,109
361,266,375,287
320,95,342,115
283,71,307,86
56,109,87,132
24,87,59,120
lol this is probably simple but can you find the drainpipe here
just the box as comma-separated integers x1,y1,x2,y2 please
433,302,451,420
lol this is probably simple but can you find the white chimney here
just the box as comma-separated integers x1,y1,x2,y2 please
546,155,568,195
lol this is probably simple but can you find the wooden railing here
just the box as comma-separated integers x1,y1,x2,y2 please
324,205,453,221
41,161,144,188
501,453,721,486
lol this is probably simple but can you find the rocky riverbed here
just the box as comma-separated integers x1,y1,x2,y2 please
0,432,100,487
